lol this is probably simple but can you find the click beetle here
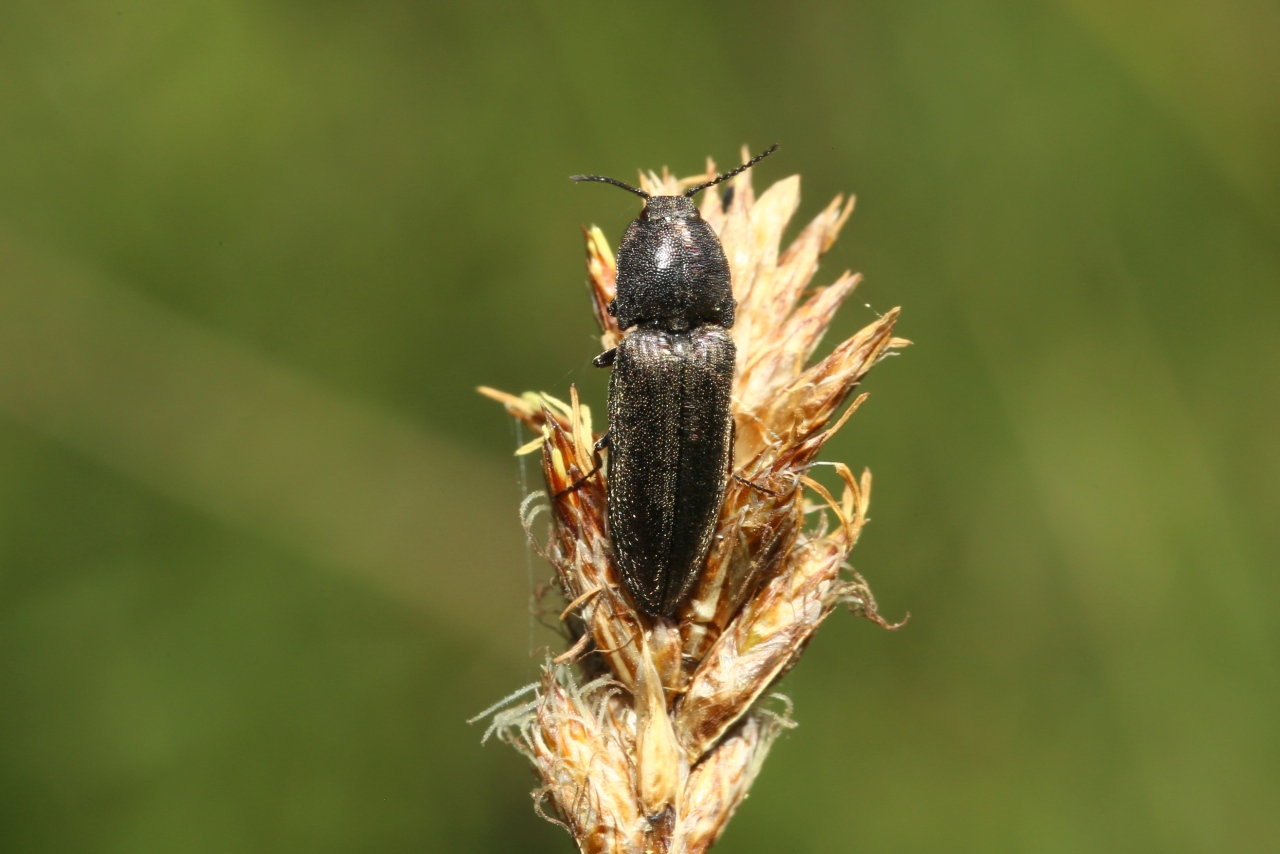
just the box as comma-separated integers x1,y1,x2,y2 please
570,144,779,618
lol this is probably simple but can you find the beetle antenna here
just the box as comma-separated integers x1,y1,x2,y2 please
684,143,780,197
570,174,650,199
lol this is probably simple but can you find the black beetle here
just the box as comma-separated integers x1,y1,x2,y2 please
569,145,779,617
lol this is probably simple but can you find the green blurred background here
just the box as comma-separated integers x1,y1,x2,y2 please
1,1,1276,851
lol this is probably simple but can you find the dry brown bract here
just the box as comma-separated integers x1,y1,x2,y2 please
477,153,908,854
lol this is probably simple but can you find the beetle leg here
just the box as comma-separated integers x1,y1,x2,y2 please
733,473,780,497
726,422,779,495
553,432,611,498
593,348,618,368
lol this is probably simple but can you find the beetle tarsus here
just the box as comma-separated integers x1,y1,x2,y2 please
733,473,781,497
552,432,610,499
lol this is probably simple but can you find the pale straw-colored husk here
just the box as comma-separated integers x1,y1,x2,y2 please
477,151,908,854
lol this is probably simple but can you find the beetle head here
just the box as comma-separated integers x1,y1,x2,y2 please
640,195,699,222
